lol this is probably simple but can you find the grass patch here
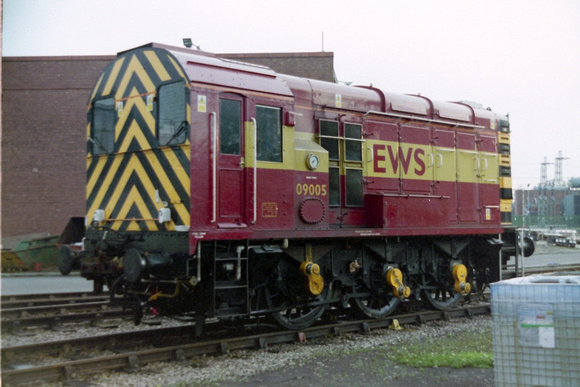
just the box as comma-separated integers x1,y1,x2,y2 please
384,325,494,369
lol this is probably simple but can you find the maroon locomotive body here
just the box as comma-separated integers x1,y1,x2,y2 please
69,43,531,329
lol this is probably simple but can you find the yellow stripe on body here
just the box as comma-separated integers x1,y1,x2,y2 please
498,132,510,144
245,123,296,171
111,185,158,231
102,57,126,97
168,54,188,81
143,148,190,224
105,153,158,226
86,156,109,200
249,132,499,185
115,54,156,101
144,51,172,82
499,154,511,167
432,146,456,182
116,91,155,144
500,199,512,213
86,122,91,152
86,155,125,219
500,176,512,189
368,140,433,181
117,119,155,153
480,152,499,184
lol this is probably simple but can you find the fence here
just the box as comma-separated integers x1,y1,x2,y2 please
512,215,580,231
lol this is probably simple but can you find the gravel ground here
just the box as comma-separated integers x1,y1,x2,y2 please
56,315,492,386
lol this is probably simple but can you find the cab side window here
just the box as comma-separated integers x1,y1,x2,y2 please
256,105,282,162
92,98,115,155
158,82,188,146
220,98,242,155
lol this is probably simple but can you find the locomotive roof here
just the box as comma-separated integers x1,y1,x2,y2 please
124,43,505,128
129,43,294,98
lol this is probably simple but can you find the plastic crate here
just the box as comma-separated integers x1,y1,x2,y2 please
491,275,580,386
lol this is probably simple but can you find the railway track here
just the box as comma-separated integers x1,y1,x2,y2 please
1,291,109,309
502,263,580,278
1,303,490,386
1,263,577,385
1,294,131,333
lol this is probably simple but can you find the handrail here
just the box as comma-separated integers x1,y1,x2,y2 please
251,118,257,224
210,112,217,223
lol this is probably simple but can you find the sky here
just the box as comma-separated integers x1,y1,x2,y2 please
3,0,580,190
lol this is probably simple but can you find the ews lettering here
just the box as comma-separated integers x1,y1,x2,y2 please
373,144,426,176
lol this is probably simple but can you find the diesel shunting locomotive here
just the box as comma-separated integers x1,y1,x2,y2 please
70,43,533,330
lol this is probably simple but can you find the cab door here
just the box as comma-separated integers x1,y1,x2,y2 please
217,95,246,226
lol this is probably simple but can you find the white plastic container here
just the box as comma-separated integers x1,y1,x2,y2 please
491,274,580,386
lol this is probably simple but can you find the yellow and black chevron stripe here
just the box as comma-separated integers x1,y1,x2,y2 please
498,119,512,225
87,46,191,232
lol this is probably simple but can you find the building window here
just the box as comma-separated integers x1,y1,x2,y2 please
220,99,241,155
92,98,115,155
158,82,187,146
256,105,282,162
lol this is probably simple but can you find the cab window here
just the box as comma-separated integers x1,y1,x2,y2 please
220,98,242,155
158,82,187,146
256,105,282,162
92,98,115,155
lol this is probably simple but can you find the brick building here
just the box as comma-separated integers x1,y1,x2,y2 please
1,49,335,247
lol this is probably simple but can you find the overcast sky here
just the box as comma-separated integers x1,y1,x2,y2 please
3,0,580,190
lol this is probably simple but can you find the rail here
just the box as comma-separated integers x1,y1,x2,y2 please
1,304,490,385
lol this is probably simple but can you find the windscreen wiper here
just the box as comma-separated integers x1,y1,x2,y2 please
164,121,189,146
88,136,109,154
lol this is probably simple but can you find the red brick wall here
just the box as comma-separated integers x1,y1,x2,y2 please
220,52,336,83
1,56,113,242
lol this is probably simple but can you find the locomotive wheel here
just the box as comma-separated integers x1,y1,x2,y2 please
259,256,328,330
267,289,327,330
350,291,401,319
420,276,462,310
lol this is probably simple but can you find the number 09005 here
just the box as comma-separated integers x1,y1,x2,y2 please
296,183,327,196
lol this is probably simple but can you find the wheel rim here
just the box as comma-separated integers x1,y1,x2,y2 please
265,287,327,330
272,303,326,330
350,292,401,319
421,277,461,310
